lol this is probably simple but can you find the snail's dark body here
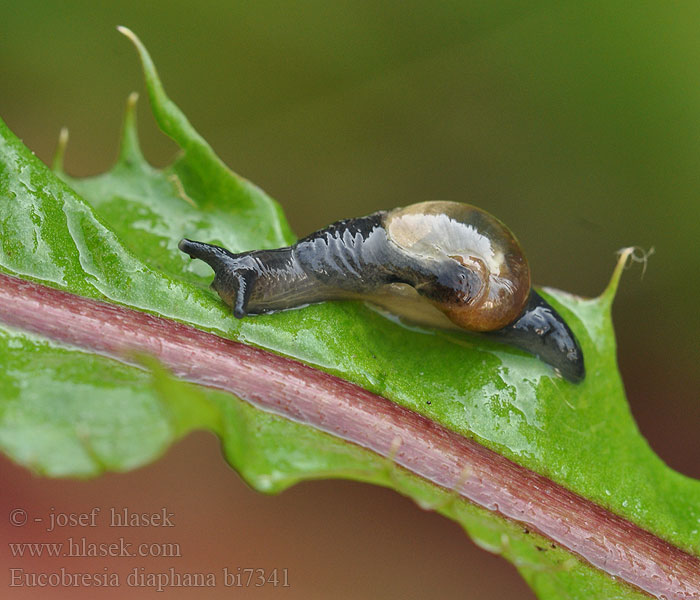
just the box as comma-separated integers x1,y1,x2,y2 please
179,202,585,382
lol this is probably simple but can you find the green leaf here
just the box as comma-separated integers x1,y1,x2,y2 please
0,28,698,599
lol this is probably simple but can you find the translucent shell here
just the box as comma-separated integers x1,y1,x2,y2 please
384,201,531,331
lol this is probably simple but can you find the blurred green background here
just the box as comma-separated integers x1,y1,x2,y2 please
1,1,698,598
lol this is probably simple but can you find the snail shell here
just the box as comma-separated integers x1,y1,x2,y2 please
179,201,584,382
384,201,530,331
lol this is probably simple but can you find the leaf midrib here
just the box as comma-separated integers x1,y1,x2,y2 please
0,270,697,600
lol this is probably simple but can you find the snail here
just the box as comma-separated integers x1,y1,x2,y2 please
179,201,585,382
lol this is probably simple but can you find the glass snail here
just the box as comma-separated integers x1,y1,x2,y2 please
179,201,585,382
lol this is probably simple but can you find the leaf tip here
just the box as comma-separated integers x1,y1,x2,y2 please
117,24,211,160
51,127,69,173
127,90,139,107
116,23,279,214
116,25,137,44
117,26,165,101
598,246,654,307
118,91,145,165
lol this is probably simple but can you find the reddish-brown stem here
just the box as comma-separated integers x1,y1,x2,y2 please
0,272,698,599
